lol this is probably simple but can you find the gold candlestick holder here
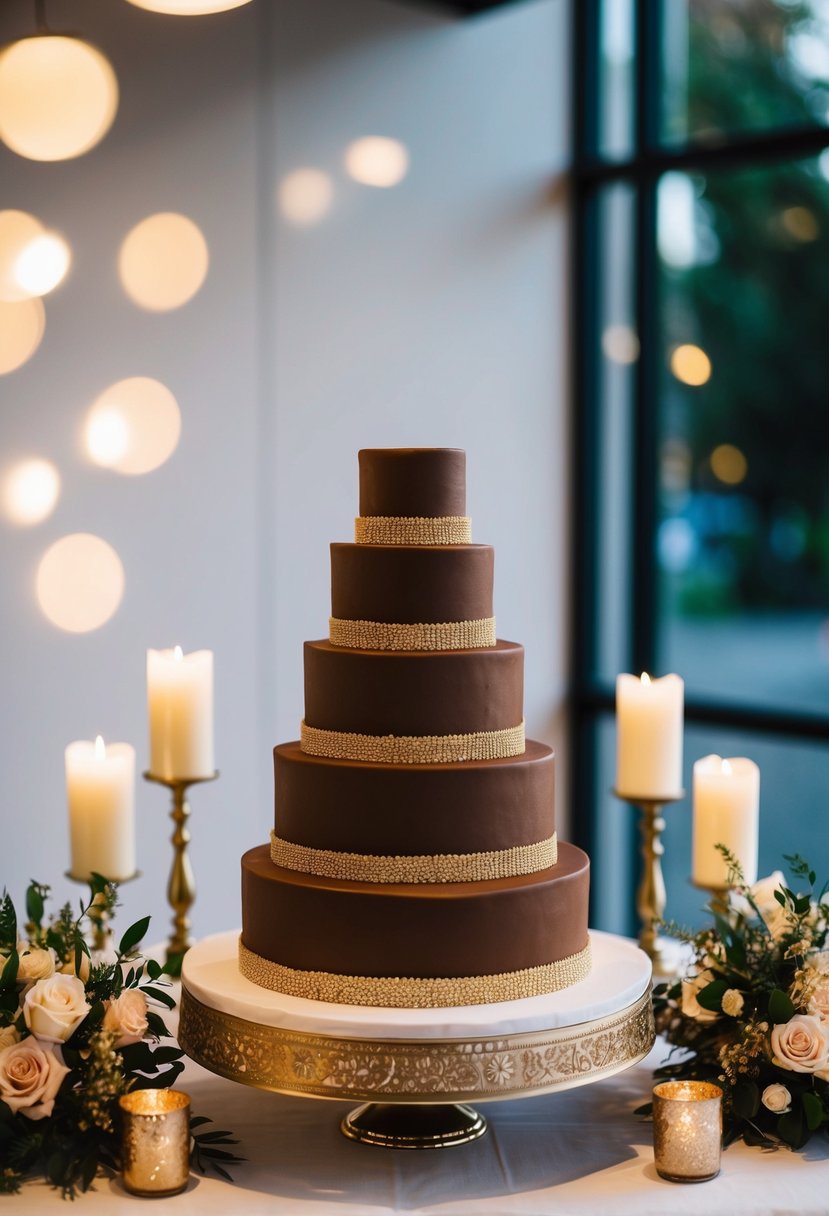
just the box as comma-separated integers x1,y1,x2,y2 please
691,881,732,921
64,871,141,953
614,789,684,977
143,771,218,977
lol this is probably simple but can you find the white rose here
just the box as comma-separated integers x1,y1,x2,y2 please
721,988,744,1017
0,1038,69,1120
102,990,148,1048
23,974,90,1044
749,871,792,941
761,1083,792,1114
681,969,719,1022
771,1014,829,1074
810,977,829,1021
16,946,56,984
0,1025,20,1051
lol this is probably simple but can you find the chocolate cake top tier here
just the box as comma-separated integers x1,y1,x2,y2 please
358,448,466,518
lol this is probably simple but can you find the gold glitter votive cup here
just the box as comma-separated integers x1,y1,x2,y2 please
652,1080,722,1183
120,1089,191,1197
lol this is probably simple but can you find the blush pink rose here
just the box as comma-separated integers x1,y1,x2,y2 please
770,1014,829,1074
0,1038,69,1120
102,990,148,1048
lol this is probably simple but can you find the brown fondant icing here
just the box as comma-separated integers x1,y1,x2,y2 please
274,739,555,855
330,543,494,625
303,639,524,737
240,841,590,979
358,448,466,518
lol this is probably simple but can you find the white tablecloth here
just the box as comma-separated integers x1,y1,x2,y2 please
12,1020,829,1215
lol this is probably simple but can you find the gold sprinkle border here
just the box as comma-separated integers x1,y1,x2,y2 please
300,720,526,764
329,616,497,651
238,938,591,1008
355,516,472,546
269,829,558,884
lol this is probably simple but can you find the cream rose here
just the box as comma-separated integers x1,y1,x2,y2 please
0,1025,20,1051
16,946,56,984
681,969,719,1022
721,988,744,1017
0,1038,69,1120
102,990,148,1048
761,1083,792,1114
749,871,792,941
770,1014,829,1074
23,974,90,1044
59,954,91,983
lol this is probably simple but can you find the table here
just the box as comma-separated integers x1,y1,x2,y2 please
11,1025,829,1212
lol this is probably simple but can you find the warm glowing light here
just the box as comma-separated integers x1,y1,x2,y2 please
118,213,208,311
0,36,118,162
85,377,181,475
14,232,71,297
174,645,183,661
670,343,712,387
641,672,651,685
278,168,334,226
722,759,733,776
95,734,106,759
126,0,252,11
0,297,45,374
710,443,748,486
602,324,640,364
0,210,44,300
2,458,60,525
344,137,409,188
781,206,819,242
36,533,125,633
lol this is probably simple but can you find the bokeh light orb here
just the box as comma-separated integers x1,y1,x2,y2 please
278,168,334,226
601,324,640,365
118,213,209,311
85,377,181,475
2,458,60,525
344,137,409,188
14,232,71,297
36,533,125,632
710,443,748,486
670,343,712,387
0,36,118,162
0,210,44,300
126,0,252,11
0,297,45,374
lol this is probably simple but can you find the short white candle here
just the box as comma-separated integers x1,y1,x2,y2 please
615,672,684,799
147,647,214,780
692,755,760,888
66,736,136,881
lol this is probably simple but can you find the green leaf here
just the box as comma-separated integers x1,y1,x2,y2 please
141,985,176,1010
778,1106,808,1149
118,916,151,957
130,1060,185,1089
697,979,728,1012
146,1010,172,1038
803,1091,824,1132
769,988,796,1024
0,950,19,990
79,1154,98,1193
733,1079,760,1120
146,959,163,981
0,894,17,952
25,882,45,928
774,889,787,907
150,1046,184,1065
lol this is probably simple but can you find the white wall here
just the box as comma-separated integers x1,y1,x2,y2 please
1,0,571,946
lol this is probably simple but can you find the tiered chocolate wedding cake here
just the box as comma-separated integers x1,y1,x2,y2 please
240,448,590,1008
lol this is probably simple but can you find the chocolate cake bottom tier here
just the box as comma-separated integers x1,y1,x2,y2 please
239,842,590,1007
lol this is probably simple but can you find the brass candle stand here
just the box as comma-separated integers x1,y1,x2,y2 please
143,770,218,977
692,880,732,921
614,789,684,977
64,871,141,953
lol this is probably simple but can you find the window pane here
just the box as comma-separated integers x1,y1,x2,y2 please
597,0,636,160
656,155,829,715
661,0,829,146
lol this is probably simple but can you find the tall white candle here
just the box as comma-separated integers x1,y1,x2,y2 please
66,736,136,881
147,647,214,780
692,755,760,888
615,672,684,799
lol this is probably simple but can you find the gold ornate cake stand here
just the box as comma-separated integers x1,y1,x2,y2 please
179,930,655,1150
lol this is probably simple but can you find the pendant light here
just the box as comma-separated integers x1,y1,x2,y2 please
0,1,118,162
125,0,253,13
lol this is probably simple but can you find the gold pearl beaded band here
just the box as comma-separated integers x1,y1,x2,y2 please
354,516,473,546
269,829,557,884
328,616,497,651
238,938,592,1008
300,720,526,765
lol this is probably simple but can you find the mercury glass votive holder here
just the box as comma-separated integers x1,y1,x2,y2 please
120,1089,191,1197
652,1080,722,1183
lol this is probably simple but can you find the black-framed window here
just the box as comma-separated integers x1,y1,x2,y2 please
571,1,829,935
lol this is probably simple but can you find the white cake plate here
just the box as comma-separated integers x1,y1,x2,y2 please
179,929,654,1149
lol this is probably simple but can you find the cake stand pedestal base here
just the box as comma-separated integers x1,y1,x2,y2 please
341,1102,487,1148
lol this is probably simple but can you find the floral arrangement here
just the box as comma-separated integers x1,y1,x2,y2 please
652,849,829,1149
0,876,241,1196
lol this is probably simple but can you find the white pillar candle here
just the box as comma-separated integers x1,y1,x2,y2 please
147,647,214,780
66,737,136,882
615,672,684,799
692,755,760,888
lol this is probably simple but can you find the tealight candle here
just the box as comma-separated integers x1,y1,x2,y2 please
120,1089,191,1197
692,755,760,888
147,647,214,780
65,736,135,881
615,672,684,799
652,1080,722,1183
